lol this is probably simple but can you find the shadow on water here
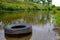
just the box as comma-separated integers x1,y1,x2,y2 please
5,33,32,40
5,33,32,38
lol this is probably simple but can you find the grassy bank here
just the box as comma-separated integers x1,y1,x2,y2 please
0,1,48,11
52,6,60,27
54,11,60,27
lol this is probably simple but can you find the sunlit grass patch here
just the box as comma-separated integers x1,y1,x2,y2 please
55,12,60,26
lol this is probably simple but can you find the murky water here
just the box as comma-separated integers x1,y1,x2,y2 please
0,11,59,40
0,21,59,40
31,22,58,40
0,24,6,40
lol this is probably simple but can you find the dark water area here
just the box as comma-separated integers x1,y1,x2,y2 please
5,33,32,40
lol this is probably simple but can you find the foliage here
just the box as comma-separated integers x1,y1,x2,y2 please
0,2,49,11
47,0,52,5
54,12,60,26
0,0,53,11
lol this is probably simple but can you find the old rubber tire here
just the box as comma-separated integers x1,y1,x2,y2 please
5,24,32,34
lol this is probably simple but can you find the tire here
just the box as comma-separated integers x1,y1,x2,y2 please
4,24,32,34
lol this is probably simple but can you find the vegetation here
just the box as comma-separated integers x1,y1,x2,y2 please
0,2,39,10
51,6,60,27
54,11,60,27
0,0,60,27
0,0,52,11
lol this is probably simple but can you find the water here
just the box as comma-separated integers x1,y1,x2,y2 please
30,22,58,40
4,22,60,40
4,22,58,40
0,11,59,40
0,22,6,40
0,30,6,40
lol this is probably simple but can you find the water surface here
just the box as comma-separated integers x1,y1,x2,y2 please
0,11,59,40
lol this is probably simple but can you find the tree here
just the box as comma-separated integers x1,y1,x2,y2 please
47,0,52,5
40,0,46,5
36,0,41,4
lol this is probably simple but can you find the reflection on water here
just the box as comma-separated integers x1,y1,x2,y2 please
0,30,6,40
0,11,50,24
31,22,57,40
5,33,32,40
0,11,59,40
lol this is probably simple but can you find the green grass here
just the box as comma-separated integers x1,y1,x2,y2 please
54,11,60,27
0,0,48,11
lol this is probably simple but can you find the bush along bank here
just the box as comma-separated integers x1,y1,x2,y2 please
0,2,49,11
